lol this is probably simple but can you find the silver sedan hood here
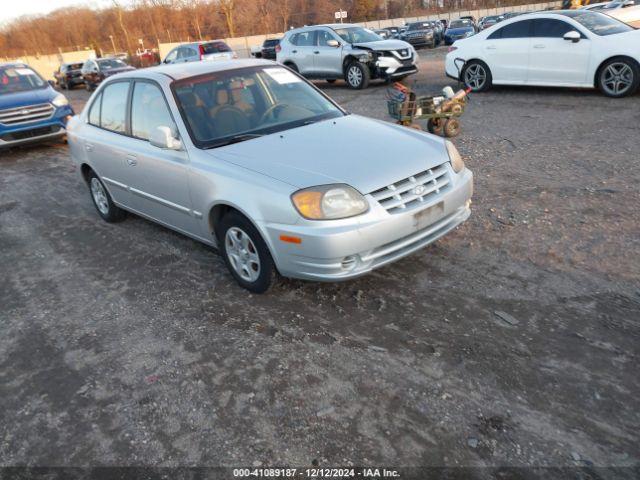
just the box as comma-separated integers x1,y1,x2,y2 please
353,39,412,51
207,115,448,194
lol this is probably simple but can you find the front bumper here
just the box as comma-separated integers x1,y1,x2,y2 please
404,36,435,47
375,54,418,78
264,168,473,281
0,106,73,149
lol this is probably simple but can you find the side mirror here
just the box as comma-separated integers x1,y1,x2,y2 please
150,126,182,150
563,31,581,43
327,39,340,48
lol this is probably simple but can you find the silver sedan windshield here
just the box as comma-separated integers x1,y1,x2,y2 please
172,65,344,149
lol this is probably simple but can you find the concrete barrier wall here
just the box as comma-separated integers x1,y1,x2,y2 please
2,50,96,81
158,1,561,60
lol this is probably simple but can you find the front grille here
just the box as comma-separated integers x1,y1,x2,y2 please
370,163,451,213
0,103,55,126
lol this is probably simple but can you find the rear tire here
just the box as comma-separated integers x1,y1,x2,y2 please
596,57,639,98
443,118,461,138
345,61,370,89
427,118,445,135
462,60,492,92
218,212,275,294
87,171,126,223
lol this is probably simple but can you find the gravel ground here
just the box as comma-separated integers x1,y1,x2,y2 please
1,49,639,476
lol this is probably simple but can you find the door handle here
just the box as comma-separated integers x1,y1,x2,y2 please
314,51,320,54
486,45,497,50
85,143,94,152
533,44,545,49
126,154,137,166
292,49,297,53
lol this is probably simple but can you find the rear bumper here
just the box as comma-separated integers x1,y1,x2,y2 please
263,168,473,281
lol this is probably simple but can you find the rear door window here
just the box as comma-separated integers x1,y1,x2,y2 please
292,31,315,46
488,19,533,39
100,81,130,134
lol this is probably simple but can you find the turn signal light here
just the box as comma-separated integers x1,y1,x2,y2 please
279,235,302,244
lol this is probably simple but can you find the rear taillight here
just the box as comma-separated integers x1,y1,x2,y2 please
199,44,205,60
448,46,458,53
275,44,281,53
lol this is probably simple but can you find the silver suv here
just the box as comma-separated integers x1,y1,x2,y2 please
163,40,236,64
277,24,418,89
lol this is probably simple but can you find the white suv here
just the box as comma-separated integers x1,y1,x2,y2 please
277,24,418,89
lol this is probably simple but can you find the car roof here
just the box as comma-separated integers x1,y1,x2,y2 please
289,23,361,32
0,62,27,68
111,58,276,82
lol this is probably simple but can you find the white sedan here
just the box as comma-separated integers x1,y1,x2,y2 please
445,10,640,97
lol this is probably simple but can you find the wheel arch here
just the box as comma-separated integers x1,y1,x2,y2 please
593,55,640,88
208,201,281,272
282,60,298,71
80,163,94,185
342,54,360,72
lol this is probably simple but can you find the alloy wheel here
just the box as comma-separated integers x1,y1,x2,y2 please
601,62,634,97
348,65,363,88
90,178,110,215
225,227,261,283
464,64,486,91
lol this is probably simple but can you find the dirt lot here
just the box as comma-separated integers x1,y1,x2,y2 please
1,49,639,477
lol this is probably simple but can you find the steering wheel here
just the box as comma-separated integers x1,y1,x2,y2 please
259,103,291,124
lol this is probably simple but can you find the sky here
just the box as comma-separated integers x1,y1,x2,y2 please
0,0,128,25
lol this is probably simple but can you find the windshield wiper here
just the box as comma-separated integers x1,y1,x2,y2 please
205,133,264,149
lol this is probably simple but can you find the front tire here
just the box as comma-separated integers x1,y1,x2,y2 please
597,57,639,98
88,172,126,223
462,60,492,92
218,212,275,294
345,61,370,89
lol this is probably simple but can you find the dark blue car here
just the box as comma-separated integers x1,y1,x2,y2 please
0,62,74,150
444,19,476,45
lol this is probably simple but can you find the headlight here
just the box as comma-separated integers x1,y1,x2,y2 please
52,94,69,107
445,140,465,173
291,184,368,220
464,31,474,37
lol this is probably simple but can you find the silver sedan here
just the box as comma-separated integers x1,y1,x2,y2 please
67,59,473,293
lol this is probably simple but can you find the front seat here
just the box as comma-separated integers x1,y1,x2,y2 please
179,91,213,140
210,88,251,137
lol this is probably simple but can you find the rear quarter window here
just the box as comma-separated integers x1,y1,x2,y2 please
202,42,231,54
88,92,102,126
